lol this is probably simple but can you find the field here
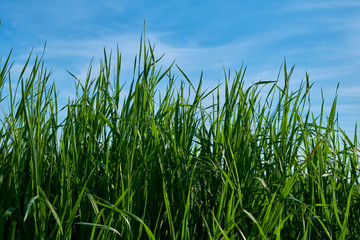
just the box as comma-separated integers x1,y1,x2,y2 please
1,36,360,239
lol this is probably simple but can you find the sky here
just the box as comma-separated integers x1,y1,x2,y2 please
0,0,359,138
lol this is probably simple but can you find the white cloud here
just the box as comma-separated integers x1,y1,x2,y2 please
7,23,354,106
338,87,360,98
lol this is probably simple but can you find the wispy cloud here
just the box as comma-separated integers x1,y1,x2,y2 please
2,0,359,136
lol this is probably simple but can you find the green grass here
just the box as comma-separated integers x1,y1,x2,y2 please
1,34,360,239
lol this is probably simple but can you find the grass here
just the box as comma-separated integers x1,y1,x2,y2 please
1,33,360,239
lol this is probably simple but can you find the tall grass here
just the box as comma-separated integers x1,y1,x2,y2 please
1,34,360,239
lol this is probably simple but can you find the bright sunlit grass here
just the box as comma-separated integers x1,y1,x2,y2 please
0,33,360,239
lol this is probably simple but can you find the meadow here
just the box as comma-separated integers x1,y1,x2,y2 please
1,35,360,239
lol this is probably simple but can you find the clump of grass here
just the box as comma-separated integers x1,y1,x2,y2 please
0,34,360,239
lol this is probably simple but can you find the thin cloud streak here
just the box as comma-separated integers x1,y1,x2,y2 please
1,0,359,137
8,24,358,100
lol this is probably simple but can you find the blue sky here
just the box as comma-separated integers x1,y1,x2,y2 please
1,0,359,137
